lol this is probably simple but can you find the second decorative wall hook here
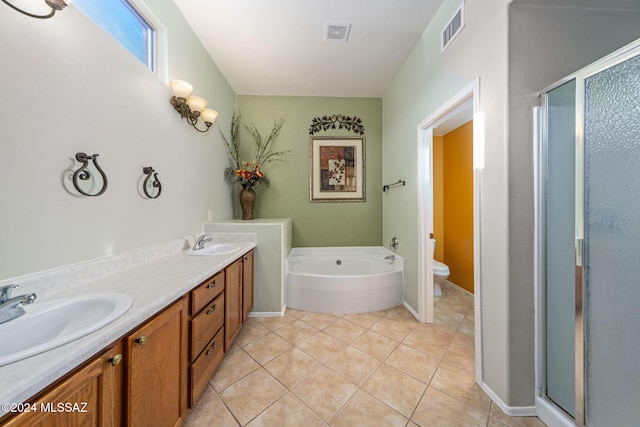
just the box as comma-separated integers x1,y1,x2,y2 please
142,166,162,199
72,152,108,197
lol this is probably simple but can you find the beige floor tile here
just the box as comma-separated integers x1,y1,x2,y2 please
329,390,408,427
436,297,473,318
210,347,260,392
403,323,456,359
275,320,320,345
291,365,358,421
384,305,421,326
235,319,272,347
243,332,294,365
350,329,399,360
411,387,488,427
322,318,366,343
284,308,307,319
299,312,342,329
489,403,547,427
430,362,491,415
443,331,475,373
342,311,384,328
370,317,414,342
362,363,427,417
247,392,325,427
219,368,287,425
326,345,381,386
264,348,320,388
385,344,440,384
183,392,240,427
297,331,346,362
254,313,296,331
434,305,466,329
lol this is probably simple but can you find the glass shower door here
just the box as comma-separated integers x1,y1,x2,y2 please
583,52,640,426
544,80,577,418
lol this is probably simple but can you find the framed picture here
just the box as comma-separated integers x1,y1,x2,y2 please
309,136,365,202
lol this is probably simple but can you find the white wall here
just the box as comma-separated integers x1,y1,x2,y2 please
383,0,511,403
0,0,236,280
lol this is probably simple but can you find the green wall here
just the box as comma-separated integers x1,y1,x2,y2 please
235,96,382,247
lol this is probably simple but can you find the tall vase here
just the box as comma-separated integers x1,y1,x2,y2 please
239,186,256,220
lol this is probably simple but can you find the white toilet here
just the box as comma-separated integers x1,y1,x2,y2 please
432,239,450,297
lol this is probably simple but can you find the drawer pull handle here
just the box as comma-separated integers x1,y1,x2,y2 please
206,342,217,355
206,304,217,314
135,335,147,345
109,354,123,366
207,280,218,289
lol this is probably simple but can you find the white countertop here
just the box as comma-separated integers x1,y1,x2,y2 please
0,238,256,417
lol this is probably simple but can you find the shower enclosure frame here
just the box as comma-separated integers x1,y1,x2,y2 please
534,39,640,427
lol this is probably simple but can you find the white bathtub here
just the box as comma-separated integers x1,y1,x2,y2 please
286,247,404,314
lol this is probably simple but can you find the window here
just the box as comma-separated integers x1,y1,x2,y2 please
74,0,156,71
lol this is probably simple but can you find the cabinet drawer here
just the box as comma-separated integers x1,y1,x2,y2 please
191,271,225,314
190,328,224,407
191,293,224,361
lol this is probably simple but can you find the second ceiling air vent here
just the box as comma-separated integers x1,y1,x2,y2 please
441,2,464,53
326,22,351,42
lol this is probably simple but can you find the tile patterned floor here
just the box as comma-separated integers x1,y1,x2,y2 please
184,282,546,427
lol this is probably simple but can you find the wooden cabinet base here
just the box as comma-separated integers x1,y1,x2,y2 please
1,342,123,427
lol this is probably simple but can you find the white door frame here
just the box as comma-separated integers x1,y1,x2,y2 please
416,78,483,383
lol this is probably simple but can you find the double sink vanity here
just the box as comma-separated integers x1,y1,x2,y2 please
0,234,256,426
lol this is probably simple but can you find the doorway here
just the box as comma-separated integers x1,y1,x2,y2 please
417,79,482,384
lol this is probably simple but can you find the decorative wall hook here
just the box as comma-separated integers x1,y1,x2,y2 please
383,179,405,192
72,152,108,197
142,166,162,199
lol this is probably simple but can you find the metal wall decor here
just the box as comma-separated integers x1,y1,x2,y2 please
309,115,365,136
142,166,162,199
72,152,108,197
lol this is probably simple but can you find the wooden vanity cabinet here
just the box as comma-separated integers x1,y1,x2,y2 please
126,297,188,427
1,250,255,425
242,249,255,322
224,258,243,351
1,342,124,427
188,271,225,407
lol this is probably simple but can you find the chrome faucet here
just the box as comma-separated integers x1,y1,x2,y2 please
193,233,213,250
0,284,36,324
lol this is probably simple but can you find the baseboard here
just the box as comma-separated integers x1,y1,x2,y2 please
403,301,420,321
480,382,537,417
247,305,286,317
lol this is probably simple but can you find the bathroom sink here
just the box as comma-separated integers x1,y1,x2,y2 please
185,244,240,256
0,293,132,366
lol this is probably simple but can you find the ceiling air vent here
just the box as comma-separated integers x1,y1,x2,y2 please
326,22,351,42
441,2,464,53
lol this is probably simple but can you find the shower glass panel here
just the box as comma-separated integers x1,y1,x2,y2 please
544,80,576,418
584,53,640,425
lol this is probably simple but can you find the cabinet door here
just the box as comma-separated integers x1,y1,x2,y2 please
127,298,188,427
2,342,124,427
224,259,243,351
242,250,255,322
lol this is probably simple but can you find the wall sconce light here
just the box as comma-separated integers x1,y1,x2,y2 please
1,0,72,19
169,80,219,133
